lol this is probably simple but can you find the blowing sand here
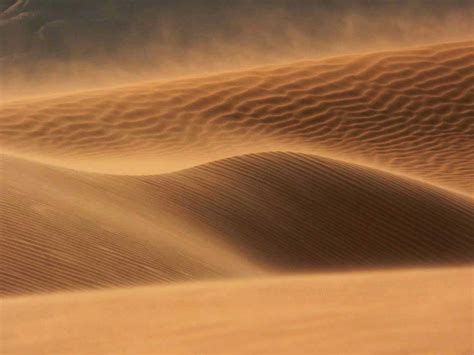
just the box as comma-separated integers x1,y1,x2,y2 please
1,40,473,354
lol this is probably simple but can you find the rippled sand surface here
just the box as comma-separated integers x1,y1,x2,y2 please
1,41,473,354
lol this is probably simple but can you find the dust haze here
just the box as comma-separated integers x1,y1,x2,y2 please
1,0,473,100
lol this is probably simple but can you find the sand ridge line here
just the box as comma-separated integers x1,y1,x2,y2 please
1,152,473,296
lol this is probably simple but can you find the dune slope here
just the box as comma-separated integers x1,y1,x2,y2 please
1,152,473,295
136,152,474,270
0,41,473,193
2,266,471,355
0,155,262,296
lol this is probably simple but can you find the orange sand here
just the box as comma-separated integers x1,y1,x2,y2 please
1,40,473,354
1,266,472,354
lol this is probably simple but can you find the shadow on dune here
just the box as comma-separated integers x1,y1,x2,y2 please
2,152,472,295
136,152,474,270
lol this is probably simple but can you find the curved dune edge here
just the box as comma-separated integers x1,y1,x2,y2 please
135,152,474,270
1,40,473,193
0,154,264,296
1,152,473,296
1,266,472,354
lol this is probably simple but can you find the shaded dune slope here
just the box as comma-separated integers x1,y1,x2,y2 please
136,152,474,270
1,152,473,295
0,41,473,193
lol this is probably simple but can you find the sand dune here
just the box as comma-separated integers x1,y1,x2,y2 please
138,152,474,270
1,39,473,354
2,266,471,355
2,152,472,295
0,41,473,193
0,154,262,296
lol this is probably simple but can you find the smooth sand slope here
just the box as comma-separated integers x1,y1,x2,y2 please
1,152,473,295
0,41,473,193
0,154,262,295
1,266,472,355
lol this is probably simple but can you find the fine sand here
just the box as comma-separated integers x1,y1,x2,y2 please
1,40,473,354
1,266,472,354
1,152,473,296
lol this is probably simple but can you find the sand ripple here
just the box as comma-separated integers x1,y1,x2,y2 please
0,41,473,193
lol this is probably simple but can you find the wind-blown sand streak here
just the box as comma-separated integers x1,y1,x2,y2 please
0,41,473,193
1,152,472,295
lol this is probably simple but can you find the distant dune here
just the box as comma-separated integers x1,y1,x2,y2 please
1,152,472,295
0,41,473,193
2,266,471,354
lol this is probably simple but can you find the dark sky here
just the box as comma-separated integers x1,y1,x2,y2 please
1,0,473,98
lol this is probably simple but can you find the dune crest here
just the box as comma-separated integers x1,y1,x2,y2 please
0,155,263,295
2,152,472,295
0,41,473,193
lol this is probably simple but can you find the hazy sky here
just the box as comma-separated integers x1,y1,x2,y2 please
1,0,473,98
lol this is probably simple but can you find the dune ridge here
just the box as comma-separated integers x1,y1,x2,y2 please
137,152,474,269
0,41,473,193
1,152,473,295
